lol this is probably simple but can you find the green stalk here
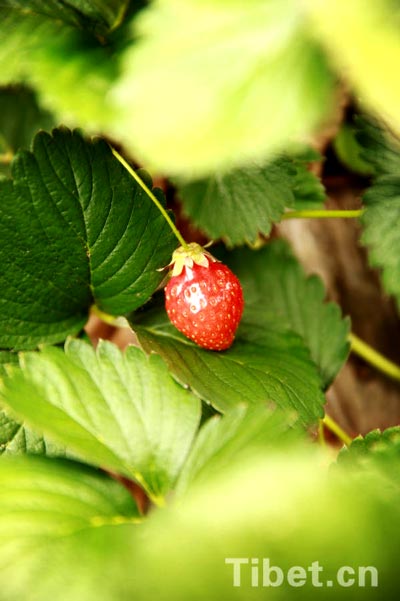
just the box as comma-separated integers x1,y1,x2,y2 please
281,209,364,220
111,147,188,249
349,332,400,382
317,419,326,447
323,415,352,446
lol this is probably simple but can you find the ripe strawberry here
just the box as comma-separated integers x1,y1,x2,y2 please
164,243,244,351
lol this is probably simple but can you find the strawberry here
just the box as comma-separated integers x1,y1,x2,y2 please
164,243,244,351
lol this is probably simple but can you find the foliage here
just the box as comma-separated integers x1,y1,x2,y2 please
175,151,325,246
0,0,400,599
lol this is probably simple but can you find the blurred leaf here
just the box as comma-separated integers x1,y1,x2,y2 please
334,123,374,176
113,0,334,176
0,85,54,176
175,154,325,246
131,449,398,599
0,0,130,35
223,240,350,387
1,448,399,599
133,303,325,426
0,127,175,349
0,340,201,501
0,8,118,126
337,426,400,491
0,455,141,601
306,0,400,135
0,350,18,373
175,404,301,495
355,115,400,176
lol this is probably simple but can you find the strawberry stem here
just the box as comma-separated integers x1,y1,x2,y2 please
349,332,400,382
281,209,364,220
111,147,189,249
322,415,352,446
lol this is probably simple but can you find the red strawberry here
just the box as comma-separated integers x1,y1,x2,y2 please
164,243,244,351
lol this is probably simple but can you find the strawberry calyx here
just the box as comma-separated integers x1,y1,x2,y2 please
168,242,219,277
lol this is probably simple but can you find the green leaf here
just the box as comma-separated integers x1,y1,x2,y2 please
133,302,325,426
112,0,334,176
306,0,400,134
132,239,348,416
337,426,400,491
354,116,400,306
0,340,201,501
361,178,400,307
0,8,118,126
0,85,54,176
131,448,398,599
1,0,130,35
0,127,175,349
0,455,140,533
175,404,301,495
0,350,18,374
2,449,400,600
0,409,67,458
333,122,375,176
355,115,400,176
0,455,141,601
175,154,325,246
289,149,326,211
223,240,350,387
0,350,58,457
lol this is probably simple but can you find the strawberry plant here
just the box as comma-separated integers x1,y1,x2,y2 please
1,1,400,599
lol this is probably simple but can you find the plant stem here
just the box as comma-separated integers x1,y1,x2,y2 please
111,147,188,249
90,305,130,328
281,209,364,220
323,414,352,446
349,332,400,382
317,419,326,447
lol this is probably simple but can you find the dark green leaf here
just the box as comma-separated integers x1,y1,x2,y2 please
0,127,175,349
113,0,334,176
289,149,326,210
175,155,325,246
223,240,350,387
0,340,201,501
355,115,400,176
0,85,54,176
0,0,130,36
361,178,400,307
